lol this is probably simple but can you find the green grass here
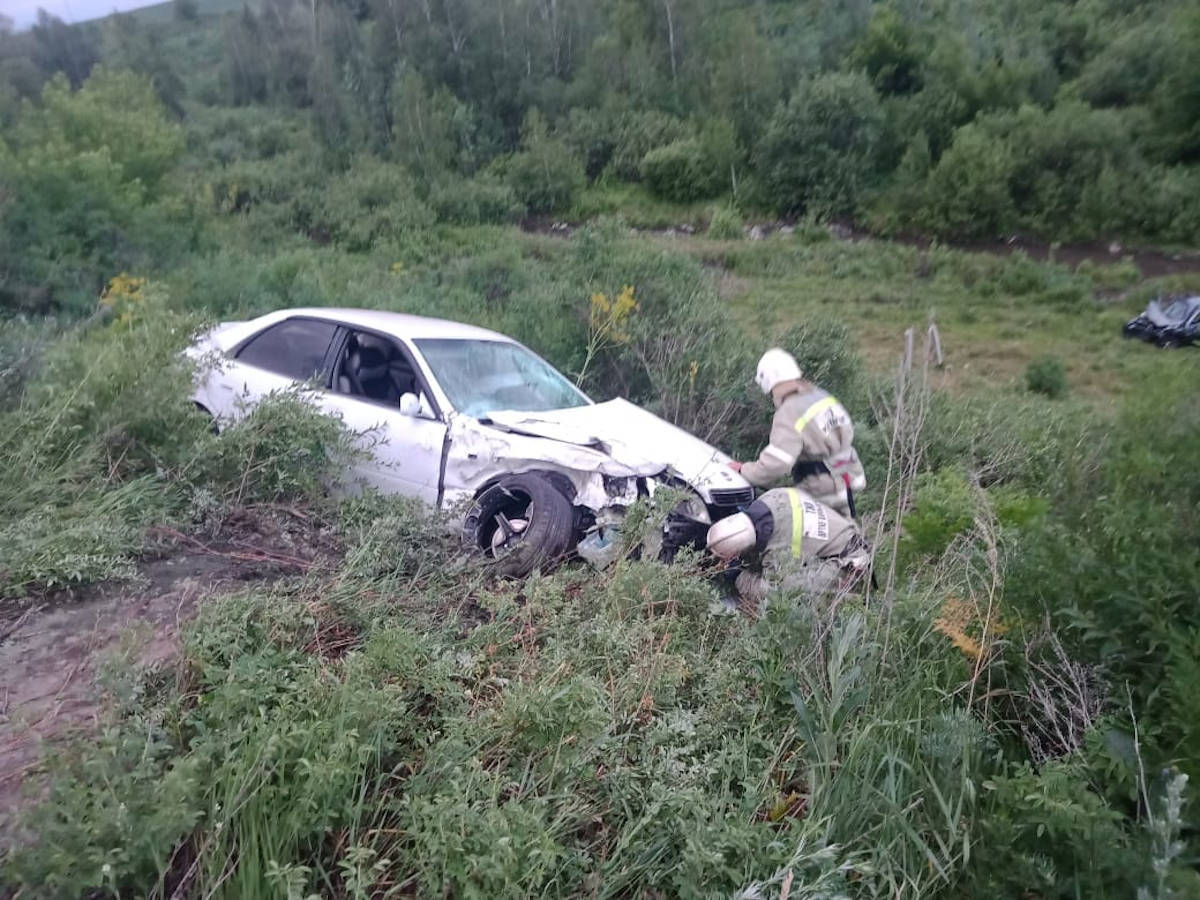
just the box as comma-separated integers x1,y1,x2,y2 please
3,499,992,898
656,231,1200,403
3,214,1198,898
571,182,731,231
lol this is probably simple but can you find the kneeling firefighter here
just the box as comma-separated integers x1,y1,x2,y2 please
729,348,866,518
706,487,870,608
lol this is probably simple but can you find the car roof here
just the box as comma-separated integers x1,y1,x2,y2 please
273,307,515,343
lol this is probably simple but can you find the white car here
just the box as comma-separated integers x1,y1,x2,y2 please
188,307,753,575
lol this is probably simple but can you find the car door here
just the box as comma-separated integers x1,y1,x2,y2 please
315,328,448,506
202,317,341,422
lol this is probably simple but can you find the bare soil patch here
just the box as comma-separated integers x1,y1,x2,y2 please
0,508,335,840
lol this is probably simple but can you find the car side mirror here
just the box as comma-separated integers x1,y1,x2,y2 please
400,392,435,418
399,392,421,416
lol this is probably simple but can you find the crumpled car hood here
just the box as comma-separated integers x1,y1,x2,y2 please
484,398,749,494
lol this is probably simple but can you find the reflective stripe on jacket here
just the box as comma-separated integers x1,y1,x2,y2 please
741,387,861,489
757,488,859,570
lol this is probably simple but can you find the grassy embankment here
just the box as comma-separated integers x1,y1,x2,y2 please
3,215,1199,897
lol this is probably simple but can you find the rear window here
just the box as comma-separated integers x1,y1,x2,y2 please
236,319,338,381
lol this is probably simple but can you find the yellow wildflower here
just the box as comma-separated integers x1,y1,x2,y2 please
933,596,983,660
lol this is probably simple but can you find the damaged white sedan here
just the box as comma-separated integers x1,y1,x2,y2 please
188,308,753,576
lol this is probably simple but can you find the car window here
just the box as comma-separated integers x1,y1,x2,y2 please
333,330,423,406
415,338,589,417
236,319,338,381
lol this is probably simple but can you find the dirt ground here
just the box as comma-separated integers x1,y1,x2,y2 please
0,510,333,842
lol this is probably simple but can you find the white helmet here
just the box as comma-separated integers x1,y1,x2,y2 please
706,513,757,560
755,348,802,394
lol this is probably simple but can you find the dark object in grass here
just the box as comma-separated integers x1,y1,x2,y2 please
462,472,576,578
1122,295,1200,349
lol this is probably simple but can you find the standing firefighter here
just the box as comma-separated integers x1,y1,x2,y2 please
729,348,866,518
707,487,870,609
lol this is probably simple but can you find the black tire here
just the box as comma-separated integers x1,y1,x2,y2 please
462,473,575,578
1158,337,1180,350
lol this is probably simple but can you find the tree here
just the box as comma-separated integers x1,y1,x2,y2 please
707,15,781,145
504,108,584,214
31,11,98,87
388,68,457,177
100,12,186,116
849,4,923,96
221,6,269,103
1,68,184,310
755,72,886,216
920,123,1015,237
1150,9,1200,163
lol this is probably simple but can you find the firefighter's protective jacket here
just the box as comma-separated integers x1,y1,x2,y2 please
739,385,866,514
734,488,864,605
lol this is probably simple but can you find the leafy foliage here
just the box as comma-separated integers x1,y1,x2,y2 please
756,72,886,217
1026,355,1068,398
3,1,1200,896
502,111,586,215
0,67,184,312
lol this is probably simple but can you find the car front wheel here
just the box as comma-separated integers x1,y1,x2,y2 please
462,473,576,577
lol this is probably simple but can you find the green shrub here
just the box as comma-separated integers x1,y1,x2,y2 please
1004,371,1200,778
849,3,924,96
920,123,1016,237
641,139,713,202
755,72,886,217
1026,356,1068,398
776,317,863,408
561,223,865,454
1,68,185,312
1072,22,1168,109
963,759,1141,898
1149,9,1200,165
605,109,690,181
707,204,743,239
916,103,1170,241
184,390,359,509
504,114,586,215
897,467,975,568
428,175,522,225
308,158,434,252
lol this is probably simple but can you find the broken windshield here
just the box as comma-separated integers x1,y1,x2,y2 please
415,338,590,417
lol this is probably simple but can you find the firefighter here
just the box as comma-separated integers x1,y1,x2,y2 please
706,487,870,610
729,348,866,518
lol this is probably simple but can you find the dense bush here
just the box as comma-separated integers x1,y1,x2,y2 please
427,174,522,225
1005,371,1200,772
913,102,1199,242
1026,355,1068,398
306,158,434,252
503,112,586,215
919,123,1016,237
605,109,691,182
0,67,184,312
640,119,736,203
0,287,356,595
640,139,715,202
756,72,886,217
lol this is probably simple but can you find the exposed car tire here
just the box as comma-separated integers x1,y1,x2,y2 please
1158,337,1181,350
463,473,575,578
